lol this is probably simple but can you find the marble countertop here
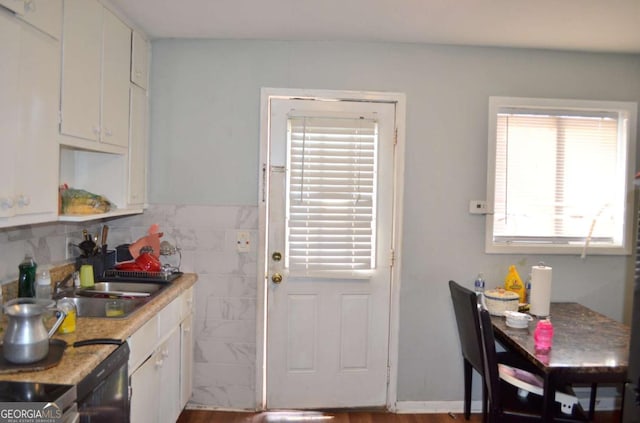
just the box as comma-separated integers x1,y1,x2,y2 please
491,302,629,382
0,273,198,385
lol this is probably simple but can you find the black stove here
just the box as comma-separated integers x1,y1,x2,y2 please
0,381,77,421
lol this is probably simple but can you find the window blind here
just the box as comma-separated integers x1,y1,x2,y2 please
493,109,622,243
286,116,378,275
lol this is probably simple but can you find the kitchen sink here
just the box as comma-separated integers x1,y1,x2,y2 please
54,280,172,318
62,296,141,318
76,282,166,299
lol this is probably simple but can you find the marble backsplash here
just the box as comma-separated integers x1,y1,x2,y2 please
0,204,259,410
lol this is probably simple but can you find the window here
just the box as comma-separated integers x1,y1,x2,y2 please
486,97,637,255
285,114,378,276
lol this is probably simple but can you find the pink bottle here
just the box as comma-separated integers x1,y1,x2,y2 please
534,319,554,352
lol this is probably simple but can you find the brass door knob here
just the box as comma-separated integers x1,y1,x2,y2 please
271,273,283,284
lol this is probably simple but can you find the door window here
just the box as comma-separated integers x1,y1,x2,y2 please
286,115,378,277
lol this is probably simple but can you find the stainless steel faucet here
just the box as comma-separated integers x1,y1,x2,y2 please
53,272,76,298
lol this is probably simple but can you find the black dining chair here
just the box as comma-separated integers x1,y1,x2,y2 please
449,280,537,421
477,307,588,422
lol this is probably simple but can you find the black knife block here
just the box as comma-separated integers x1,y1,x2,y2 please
75,250,116,281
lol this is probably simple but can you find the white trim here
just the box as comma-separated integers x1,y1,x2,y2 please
257,87,406,411
394,400,483,414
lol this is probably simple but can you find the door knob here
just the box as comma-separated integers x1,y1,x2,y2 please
271,273,283,284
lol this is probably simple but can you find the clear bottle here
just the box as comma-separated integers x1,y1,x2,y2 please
474,273,485,295
35,267,52,300
18,254,37,298
57,298,77,334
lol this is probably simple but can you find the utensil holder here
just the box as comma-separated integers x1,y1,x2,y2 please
75,250,115,281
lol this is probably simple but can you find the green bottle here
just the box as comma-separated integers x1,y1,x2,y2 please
18,254,37,298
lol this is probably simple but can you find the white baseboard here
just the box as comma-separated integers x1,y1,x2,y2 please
394,400,483,414
185,403,258,412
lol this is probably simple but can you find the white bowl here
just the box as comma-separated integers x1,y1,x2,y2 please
482,289,520,316
504,310,533,328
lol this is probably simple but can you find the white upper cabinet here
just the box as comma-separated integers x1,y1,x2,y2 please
0,7,60,227
101,8,131,148
60,0,101,143
0,0,62,39
60,0,131,152
131,30,149,90
0,11,20,219
21,0,62,39
0,0,23,14
128,85,148,207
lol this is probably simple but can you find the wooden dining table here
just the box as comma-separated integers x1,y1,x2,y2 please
490,302,630,421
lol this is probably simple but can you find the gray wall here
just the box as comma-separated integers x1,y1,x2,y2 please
149,40,640,403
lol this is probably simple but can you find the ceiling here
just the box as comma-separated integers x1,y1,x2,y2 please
107,0,640,54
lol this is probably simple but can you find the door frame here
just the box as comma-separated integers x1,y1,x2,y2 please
256,87,406,411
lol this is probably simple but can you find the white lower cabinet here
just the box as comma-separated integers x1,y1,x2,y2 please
159,327,182,422
130,348,161,423
129,288,194,422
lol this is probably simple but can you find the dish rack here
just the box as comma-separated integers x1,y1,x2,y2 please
101,269,183,283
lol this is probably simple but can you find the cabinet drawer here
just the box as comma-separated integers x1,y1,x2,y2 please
157,296,181,342
128,314,158,371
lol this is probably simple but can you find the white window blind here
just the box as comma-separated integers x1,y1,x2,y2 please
487,97,636,254
286,115,378,276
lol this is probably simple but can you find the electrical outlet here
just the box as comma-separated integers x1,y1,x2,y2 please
236,231,251,253
469,200,488,215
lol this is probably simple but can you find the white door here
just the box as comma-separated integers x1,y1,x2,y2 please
265,95,397,409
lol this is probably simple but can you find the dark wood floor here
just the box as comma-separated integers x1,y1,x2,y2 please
177,409,621,422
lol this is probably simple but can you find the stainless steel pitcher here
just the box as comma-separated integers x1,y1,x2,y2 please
3,298,66,364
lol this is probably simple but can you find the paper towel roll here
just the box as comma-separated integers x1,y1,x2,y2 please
530,265,552,317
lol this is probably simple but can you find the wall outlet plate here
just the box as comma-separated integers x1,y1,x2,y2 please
236,231,251,253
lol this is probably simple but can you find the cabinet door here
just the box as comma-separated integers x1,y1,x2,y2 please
131,30,148,89
14,17,60,218
60,0,101,142
101,8,130,148
0,0,24,14
0,11,19,219
159,327,181,423
180,314,194,410
130,351,161,423
128,85,147,206
20,0,62,39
